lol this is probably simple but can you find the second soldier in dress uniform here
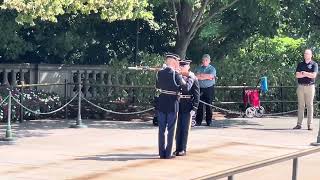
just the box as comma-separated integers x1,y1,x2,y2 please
156,53,195,159
175,60,200,156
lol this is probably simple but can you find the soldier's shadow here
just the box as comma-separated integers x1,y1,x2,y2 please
75,153,159,161
192,119,262,129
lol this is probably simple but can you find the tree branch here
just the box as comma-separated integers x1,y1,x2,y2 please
186,0,210,39
177,0,182,12
196,0,240,30
171,0,181,36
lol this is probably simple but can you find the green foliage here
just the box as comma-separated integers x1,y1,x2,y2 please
216,35,306,86
0,88,61,121
0,10,32,61
106,53,162,104
1,0,155,25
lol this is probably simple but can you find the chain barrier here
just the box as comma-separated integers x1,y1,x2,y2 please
0,95,9,106
11,92,79,115
199,100,243,115
82,97,155,115
199,100,320,117
262,101,320,117
2,83,314,118
263,110,298,116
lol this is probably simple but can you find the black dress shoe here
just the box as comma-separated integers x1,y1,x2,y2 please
166,155,176,159
293,125,301,130
308,125,313,131
177,151,186,156
206,120,212,126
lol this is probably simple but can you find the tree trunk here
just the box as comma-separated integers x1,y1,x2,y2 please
173,1,193,59
175,35,191,59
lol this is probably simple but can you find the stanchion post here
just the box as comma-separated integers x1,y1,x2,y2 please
70,82,87,128
311,86,320,146
280,83,284,115
311,121,320,146
0,90,15,141
292,158,298,180
19,85,24,123
64,79,68,120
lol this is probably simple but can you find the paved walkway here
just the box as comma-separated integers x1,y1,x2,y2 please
0,117,319,180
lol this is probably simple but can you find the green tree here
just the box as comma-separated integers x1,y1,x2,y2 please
0,10,32,62
154,0,282,59
1,0,154,25
163,0,240,58
188,0,282,62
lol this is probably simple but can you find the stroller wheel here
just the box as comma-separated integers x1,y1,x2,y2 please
245,107,256,118
191,113,197,127
153,116,158,126
191,119,196,127
255,106,265,118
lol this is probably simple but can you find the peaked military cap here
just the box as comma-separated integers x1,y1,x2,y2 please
179,59,192,66
165,53,180,60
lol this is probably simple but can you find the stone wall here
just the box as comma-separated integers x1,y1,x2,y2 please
0,64,156,102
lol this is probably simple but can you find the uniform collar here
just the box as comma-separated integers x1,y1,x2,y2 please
304,60,313,64
165,66,175,71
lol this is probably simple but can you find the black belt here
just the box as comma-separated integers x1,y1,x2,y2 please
299,84,315,86
156,89,180,96
180,95,192,99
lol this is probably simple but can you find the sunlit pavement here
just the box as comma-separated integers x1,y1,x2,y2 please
0,117,319,180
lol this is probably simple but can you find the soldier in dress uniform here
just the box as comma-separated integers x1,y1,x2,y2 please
175,60,200,156
156,53,195,159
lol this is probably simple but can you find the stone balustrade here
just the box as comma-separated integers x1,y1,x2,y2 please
0,64,156,101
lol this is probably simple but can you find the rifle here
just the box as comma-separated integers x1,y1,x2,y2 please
127,65,165,71
128,65,190,76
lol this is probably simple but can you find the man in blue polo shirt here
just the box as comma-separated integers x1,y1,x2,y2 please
294,49,318,130
194,54,216,126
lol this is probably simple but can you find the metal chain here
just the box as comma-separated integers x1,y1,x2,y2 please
82,97,155,115
263,102,320,117
199,100,320,117
199,100,243,115
263,110,298,116
0,95,9,106
12,92,79,115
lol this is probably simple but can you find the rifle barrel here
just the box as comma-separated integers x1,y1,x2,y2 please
128,66,161,71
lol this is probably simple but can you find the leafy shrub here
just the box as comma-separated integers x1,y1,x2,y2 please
0,88,61,121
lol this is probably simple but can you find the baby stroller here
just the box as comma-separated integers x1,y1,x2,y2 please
243,89,265,118
242,77,268,118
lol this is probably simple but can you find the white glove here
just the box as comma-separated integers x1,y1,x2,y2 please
188,72,196,79
190,110,196,117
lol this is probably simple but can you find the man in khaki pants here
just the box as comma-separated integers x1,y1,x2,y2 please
294,49,318,130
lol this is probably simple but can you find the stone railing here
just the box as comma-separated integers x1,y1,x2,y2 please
0,64,156,102
0,63,37,86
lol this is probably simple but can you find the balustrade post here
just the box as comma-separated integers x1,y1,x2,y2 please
84,71,89,97
107,73,112,96
99,71,105,95
92,71,97,97
2,69,9,86
11,70,17,86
